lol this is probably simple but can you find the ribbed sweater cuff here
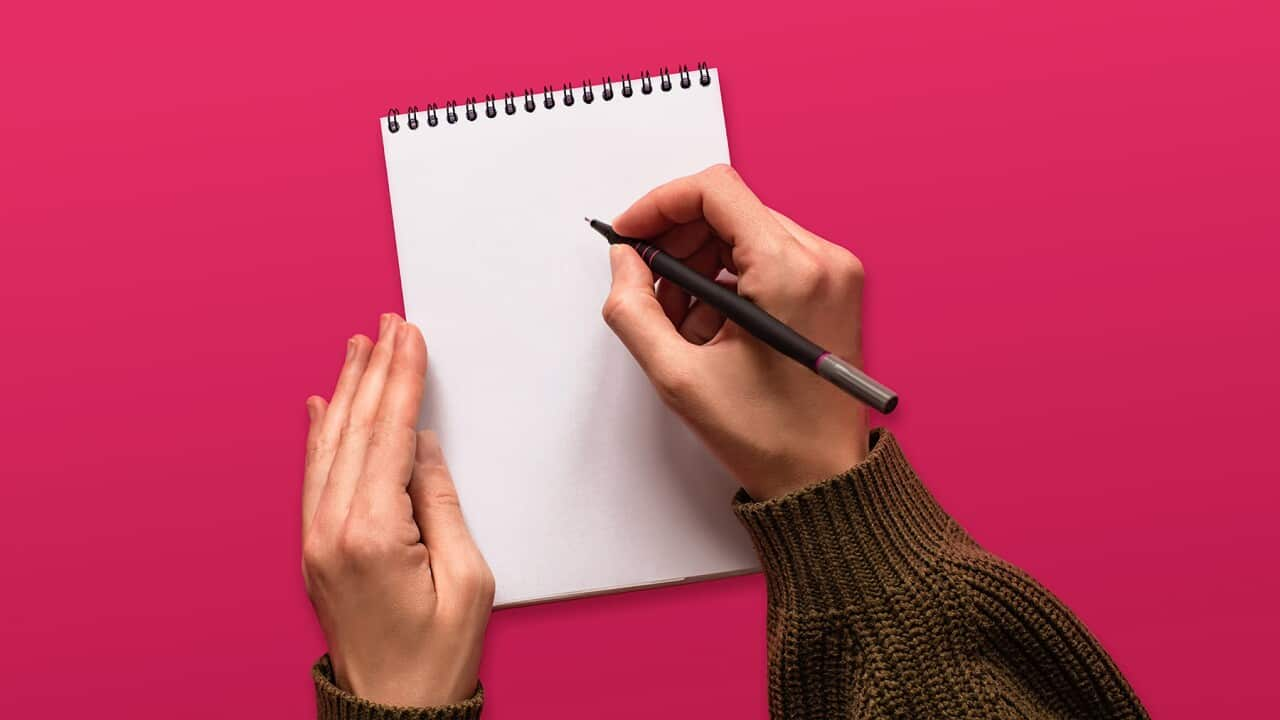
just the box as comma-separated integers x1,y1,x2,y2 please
313,655,483,720
733,429,959,615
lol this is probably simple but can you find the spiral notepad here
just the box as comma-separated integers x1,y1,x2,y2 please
380,64,757,607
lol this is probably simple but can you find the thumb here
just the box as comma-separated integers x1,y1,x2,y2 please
602,244,688,377
408,430,483,588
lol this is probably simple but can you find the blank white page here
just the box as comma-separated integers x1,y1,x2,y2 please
381,69,757,606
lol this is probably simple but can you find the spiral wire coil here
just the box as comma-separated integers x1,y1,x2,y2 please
387,62,711,133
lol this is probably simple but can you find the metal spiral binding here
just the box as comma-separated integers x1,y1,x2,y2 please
385,62,713,133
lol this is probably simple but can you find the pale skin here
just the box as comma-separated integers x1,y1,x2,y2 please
302,315,493,706
303,164,868,705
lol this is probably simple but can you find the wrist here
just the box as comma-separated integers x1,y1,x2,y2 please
732,430,955,614
314,655,484,719
744,434,869,500
333,653,476,709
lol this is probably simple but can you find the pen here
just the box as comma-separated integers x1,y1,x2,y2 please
587,218,899,414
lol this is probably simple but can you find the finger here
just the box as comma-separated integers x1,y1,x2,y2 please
651,219,713,259
302,395,328,536
353,322,428,517
318,313,402,520
683,238,727,278
655,238,726,329
719,241,739,276
680,300,727,345
409,430,486,588
305,335,372,533
655,277,691,327
602,245,690,376
612,165,794,267
679,279,736,345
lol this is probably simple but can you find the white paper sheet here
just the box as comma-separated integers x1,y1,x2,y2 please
381,69,758,606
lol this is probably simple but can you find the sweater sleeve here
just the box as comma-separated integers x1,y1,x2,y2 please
732,429,1149,719
312,655,484,720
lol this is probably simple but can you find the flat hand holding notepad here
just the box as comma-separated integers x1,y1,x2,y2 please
381,65,758,606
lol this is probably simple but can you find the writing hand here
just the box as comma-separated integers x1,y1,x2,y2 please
604,165,869,500
302,314,493,707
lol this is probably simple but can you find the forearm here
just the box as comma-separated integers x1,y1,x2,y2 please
733,429,1148,719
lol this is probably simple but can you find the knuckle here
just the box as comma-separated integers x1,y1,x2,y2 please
340,420,370,443
424,485,461,509
704,163,740,184
397,322,423,350
337,520,387,566
830,247,865,283
601,291,639,329
449,560,497,608
305,437,332,465
732,243,757,269
792,254,827,297
478,566,496,603
736,271,767,302
457,562,491,593
414,450,446,477
302,534,333,576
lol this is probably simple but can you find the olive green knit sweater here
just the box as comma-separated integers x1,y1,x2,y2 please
314,429,1148,719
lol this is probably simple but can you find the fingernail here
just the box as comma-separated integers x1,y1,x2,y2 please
395,321,409,344
346,337,356,359
379,314,391,337
305,398,317,421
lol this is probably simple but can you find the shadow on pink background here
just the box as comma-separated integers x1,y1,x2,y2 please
2,0,1277,716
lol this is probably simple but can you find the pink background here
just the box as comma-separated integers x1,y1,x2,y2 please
2,0,1277,716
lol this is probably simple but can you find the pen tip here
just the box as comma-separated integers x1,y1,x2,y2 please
584,217,591,223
